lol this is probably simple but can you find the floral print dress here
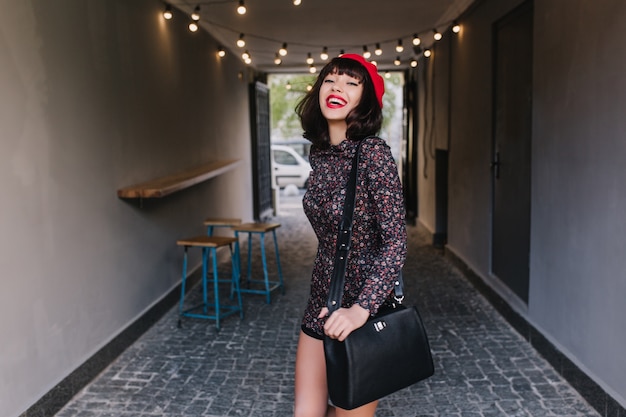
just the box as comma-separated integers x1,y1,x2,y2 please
301,137,407,339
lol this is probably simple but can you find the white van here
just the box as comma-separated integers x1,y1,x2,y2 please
271,144,311,188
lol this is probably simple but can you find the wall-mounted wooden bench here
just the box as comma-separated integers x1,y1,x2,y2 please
117,159,240,199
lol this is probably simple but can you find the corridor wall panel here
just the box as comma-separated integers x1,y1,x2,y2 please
431,0,626,409
530,0,626,406
0,1,254,415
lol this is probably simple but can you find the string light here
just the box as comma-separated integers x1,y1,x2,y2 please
309,64,317,74
237,0,247,15
370,60,378,67
156,11,465,69
362,45,371,59
396,39,404,53
320,47,329,61
163,4,173,20
286,82,292,90
191,5,200,21
236,33,245,48
293,0,302,5
279,43,288,56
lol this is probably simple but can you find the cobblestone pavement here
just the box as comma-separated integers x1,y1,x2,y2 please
56,193,599,417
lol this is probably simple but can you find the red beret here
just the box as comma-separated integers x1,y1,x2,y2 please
340,53,385,109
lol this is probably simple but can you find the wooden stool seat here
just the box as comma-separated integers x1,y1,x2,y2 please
203,217,242,236
177,236,237,248
232,222,284,304
232,222,280,233
176,235,243,331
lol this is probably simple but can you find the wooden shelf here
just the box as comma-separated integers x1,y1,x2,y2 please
117,159,240,199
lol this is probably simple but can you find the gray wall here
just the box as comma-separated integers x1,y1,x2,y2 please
0,1,254,416
530,0,626,403
416,33,452,235
416,0,626,407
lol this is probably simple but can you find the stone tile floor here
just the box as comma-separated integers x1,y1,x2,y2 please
56,194,599,416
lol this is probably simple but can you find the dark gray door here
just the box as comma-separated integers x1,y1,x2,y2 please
491,1,533,303
250,81,273,220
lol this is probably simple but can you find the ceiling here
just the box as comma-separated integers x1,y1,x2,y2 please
169,0,475,72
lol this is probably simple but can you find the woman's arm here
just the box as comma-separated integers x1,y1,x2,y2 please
356,138,407,315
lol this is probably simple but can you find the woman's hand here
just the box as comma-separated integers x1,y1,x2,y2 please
318,304,370,341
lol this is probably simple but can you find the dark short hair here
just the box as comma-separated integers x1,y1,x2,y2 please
295,57,383,148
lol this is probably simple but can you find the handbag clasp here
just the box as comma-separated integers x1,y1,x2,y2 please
373,320,387,332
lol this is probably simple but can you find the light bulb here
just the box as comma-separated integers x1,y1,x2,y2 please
237,0,246,15
394,56,401,66
306,53,314,65
362,46,371,59
188,21,198,32
274,54,282,65
452,21,461,33
433,29,442,41
424,49,431,58
236,34,245,48
370,60,378,67
395,39,404,53
191,5,200,21
242,50,250,60
385,71,391,79
410,58,418,68
279,43,288,56
412,34,421,46
375,43,382,56
320,47,329,61
163,4,173,20
309,65,317,74
293,0,302,5
286,82,292,90
306,84,313,91
217,47,226,58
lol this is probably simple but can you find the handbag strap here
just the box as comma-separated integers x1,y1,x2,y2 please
326,139,405,314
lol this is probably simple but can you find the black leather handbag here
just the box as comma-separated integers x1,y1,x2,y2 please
324,140,435,410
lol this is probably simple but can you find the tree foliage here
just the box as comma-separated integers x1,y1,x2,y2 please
269,74,316,141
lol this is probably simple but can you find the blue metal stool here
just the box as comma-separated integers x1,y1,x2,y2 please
232,222,285,304
176,235,243,331
203,217,241,236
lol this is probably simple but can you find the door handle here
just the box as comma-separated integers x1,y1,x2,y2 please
491,151,500,179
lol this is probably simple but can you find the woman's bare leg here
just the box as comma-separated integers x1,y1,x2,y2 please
335,401,378,417
295,331,331,417
294,330,377,417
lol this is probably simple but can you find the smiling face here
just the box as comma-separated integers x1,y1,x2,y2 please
319,70,364,123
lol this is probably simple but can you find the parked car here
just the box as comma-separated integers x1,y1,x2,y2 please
271,144,311,188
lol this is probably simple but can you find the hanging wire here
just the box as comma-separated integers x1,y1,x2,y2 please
164,1,462,67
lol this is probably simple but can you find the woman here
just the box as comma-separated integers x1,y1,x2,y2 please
294,54,407,417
